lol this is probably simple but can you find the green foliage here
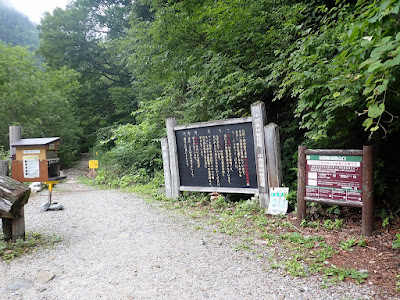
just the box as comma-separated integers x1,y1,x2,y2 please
211,195,229,210
0,43,81,166
268,0,400,141
392,233,400,249
378,207,394,228
326,205,341,215
0,231,61,261
0,145,7,159
97,121,163,176
38,0,136,151
397,273,400,291
339,237,357,251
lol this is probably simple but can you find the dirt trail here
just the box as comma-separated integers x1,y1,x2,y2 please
0,164,384,299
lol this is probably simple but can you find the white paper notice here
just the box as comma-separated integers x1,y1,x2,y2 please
267,187,289,215
23,156,40,178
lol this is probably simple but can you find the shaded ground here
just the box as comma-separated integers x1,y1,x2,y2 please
166,195,400,298
0,162,398,299
314,209,400,297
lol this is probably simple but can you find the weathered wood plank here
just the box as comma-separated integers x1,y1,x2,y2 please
9,126,21,160
0,160,9,177
0,197,12,213
174,117,252,131
251,102,269,208
166,118,180,199
0,175,30,241
179,186,258,194
304,149,363,156
265,123,282,188
161,137,172,199
304,197,363,208
0,175,30,216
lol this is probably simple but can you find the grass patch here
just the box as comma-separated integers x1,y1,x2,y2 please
0,232,61,261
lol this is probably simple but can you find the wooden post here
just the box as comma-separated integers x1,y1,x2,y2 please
166,118,180,199
9,126,21,161
362,146,374,236
251,102,269,208
264,123,282,188
296,146,307,226
2,126,26,241
161,137,172,199
0,160,9,177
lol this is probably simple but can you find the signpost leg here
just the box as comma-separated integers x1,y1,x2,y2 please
166,118,180,199
265,123,282,188
362,146,374,236
161,137,172,199
251,102,269,208
296,146,307,226
11,208,25,241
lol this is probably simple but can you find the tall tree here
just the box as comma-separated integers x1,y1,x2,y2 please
0,43,81,165
38,0,135,150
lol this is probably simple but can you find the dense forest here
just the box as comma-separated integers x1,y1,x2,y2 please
1,0,400,212
0,0,39,49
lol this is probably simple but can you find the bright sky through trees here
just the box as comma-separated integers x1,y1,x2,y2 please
7,0,70,23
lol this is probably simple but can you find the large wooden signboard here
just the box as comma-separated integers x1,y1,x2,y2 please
175,120,258,189
162,102,281,208
297,146,374,236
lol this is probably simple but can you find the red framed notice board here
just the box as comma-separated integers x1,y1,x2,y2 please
297,146,374,236
305,154,363,203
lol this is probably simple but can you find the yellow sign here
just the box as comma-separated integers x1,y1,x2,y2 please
89,160,99,169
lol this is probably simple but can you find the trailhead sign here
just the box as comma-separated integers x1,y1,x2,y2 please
175,121,258,189
305,155,363,202
162,102,283,209
297,146,374,236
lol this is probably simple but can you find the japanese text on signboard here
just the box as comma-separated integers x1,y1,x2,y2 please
305,155,362,202
176,122,258,189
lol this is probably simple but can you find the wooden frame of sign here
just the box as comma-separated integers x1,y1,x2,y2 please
296,146,374,236
162,102,280,208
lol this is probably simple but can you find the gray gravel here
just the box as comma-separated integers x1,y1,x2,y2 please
0,172,387,299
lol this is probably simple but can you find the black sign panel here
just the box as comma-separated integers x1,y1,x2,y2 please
176,122,258,189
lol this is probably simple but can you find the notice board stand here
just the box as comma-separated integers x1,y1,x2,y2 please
297,146,374,236
163,102,282,209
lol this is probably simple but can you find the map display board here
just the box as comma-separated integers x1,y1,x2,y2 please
175,122,258,189
305,155,363,202
22,155,40,178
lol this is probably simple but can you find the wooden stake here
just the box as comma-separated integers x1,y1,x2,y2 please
362,146,374,236
296,146,307,226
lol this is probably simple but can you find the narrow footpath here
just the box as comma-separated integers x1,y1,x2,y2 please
0,165,383,299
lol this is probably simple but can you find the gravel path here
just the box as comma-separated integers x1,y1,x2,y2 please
0,169,385,299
